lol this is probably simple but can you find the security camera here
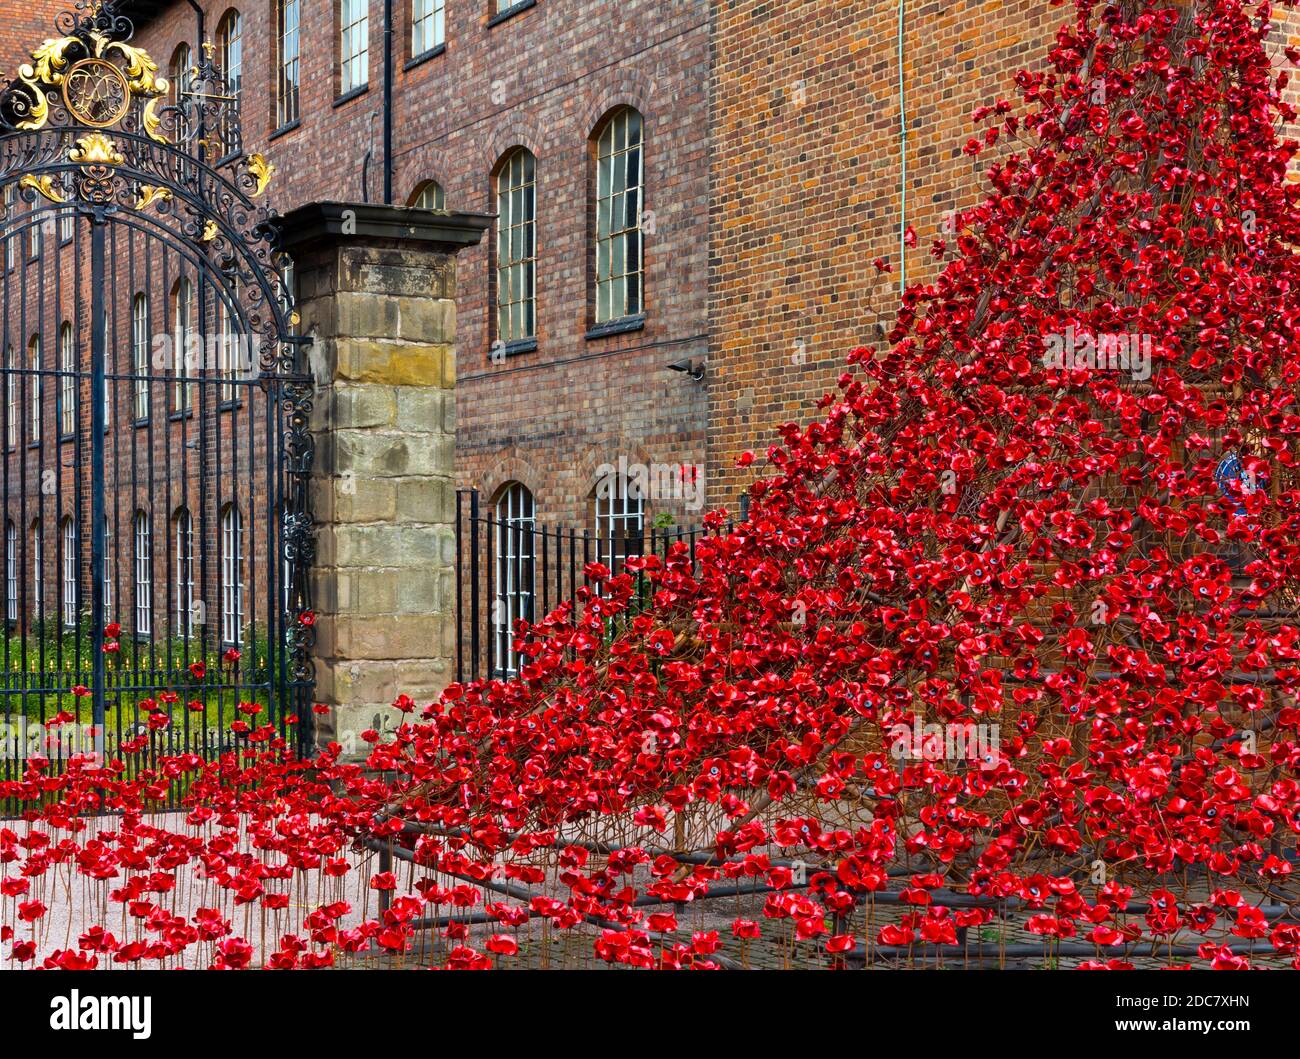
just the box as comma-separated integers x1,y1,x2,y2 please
667,358,705,381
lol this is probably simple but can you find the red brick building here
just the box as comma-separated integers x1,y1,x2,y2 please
123,0,712,540
9,0,1295,659
706,0,1300,508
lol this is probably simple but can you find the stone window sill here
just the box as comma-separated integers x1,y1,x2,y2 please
585,314,645,341
405,44,446,71
488,0,537,29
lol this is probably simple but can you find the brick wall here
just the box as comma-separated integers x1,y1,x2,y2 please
0,1,67,81
707,0,1067,510
126,0,712,531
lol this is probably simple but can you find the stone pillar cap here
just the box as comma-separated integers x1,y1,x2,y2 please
273,201,491,254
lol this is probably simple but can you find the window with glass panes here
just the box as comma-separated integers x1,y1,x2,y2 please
594,108,643,324
493,483,535,678
5,522,15,622
411,181,445,210
59,323,75,437
133,512,151,635
4,347,14,449
277,0,301,126
61,518,76,627
221,505,243,644
219,12,242,154
173,278,194,411
175,508,194,636
28,335,41,443
171,43,193,140
411,0,444,56
31,522,43,619
102,515,112,621
496,149,536,344
593,474,645,577
339,0,369,94
132,294,149,420
4,187,14,270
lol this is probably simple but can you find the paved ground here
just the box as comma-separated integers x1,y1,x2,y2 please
4,810,1289,970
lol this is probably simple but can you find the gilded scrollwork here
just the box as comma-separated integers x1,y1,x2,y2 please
0,2,307,722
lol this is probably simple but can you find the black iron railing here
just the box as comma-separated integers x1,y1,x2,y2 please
454,488,725,684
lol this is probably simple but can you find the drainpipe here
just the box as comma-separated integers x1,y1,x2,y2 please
383,0,394,204
185,0,205,47
897,0,907,295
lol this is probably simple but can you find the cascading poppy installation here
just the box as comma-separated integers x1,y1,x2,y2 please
6,0,1300,973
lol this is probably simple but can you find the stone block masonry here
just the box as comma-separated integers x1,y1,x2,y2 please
276,203,489,753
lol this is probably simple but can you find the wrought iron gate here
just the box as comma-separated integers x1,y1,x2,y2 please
0,1,313,787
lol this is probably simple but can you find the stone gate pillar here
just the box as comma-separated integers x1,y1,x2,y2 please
276,203,489,754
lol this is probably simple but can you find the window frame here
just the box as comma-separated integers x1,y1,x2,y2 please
590,107,646,332
338,0,370,98
60,517,76,628
220,504,244,646
132,293,150,422
410,181,445,211
4,186,14,272
133,511,152,638
276,0,302,129
170,42,194,142
5,521,16,624
58,322,76,439
410,0,445,61
175,507,194,638
28,335,41,445
171,277,195,414
102,515,112,622
492,483,536,679
31,521,43,622
494,148,537,350
218,9,243,157
592,473,645,579
5,346,15,450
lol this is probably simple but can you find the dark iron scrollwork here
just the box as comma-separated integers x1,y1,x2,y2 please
0,0,317,737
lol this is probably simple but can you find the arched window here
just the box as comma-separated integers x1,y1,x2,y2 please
133,511,151,636
592,470,644,577
411,0,445,57
28,334,41,444
593,107,644,325
217,298,239,403
58,322,75,438
493,483,535,678
170,43,194,140
61,517,76,628
221,504,243,645
218,10,243,154
4,186,13,271
101,515,112,622
175,507,194,637
495,149,536,346
277,0,301,127
5,521,16,623
31,521,43,621
5,346,15,449
28,202,41,261
172,278,194,412
410,180,445,211
132,293,149,421
339,0,369,95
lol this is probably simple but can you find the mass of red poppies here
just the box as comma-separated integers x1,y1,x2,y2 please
6,0,1300,970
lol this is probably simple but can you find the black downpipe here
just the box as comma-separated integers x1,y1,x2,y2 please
383,0,394,204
